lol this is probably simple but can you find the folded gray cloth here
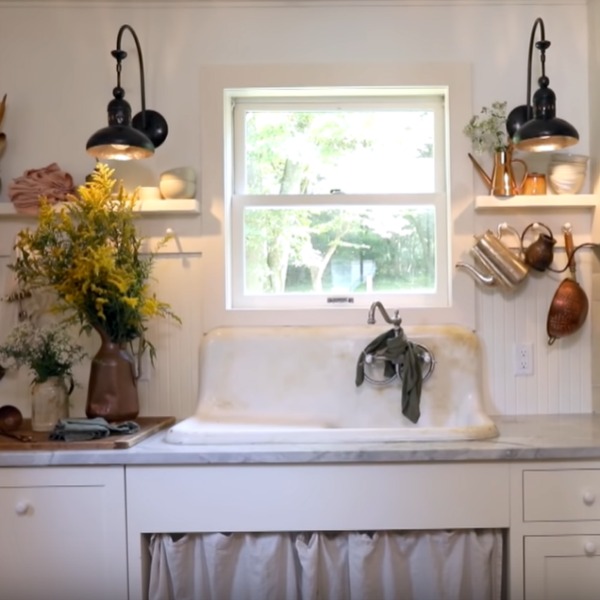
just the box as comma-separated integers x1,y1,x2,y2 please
356,329,423,424
50,417,140,442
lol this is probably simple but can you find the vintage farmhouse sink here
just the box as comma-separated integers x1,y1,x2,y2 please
165,325,498,444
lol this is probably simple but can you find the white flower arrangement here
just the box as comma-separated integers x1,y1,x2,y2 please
0,321,86,386
463,101,509,155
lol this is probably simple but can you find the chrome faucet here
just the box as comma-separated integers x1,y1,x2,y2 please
367,301,402,328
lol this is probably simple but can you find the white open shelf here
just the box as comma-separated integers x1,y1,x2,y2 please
133,199,200,214
475,194,597,210
0,198,201,217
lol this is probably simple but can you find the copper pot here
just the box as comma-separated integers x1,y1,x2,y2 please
547,225,589,345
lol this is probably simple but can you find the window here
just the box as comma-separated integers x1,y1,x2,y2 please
199,63,474,328
228,90,449,310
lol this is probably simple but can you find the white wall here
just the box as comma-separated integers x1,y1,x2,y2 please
0,0,594,420
588,0,600,415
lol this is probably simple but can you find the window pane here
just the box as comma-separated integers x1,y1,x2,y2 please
243,205,436,296
244,110,435,194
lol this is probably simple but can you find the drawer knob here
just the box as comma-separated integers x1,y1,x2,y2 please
583,491,596,506
14,501,30,515
585,541,597,556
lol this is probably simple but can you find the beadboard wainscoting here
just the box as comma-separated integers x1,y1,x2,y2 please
473,203,597,416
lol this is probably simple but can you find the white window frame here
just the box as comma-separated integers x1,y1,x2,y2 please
229,93,447,310
199,64,476,330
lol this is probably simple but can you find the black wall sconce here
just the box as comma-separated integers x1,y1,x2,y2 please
506,17,579,152
86,24,168,160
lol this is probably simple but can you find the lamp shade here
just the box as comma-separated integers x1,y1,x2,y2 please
86,89,155,160
512,117,579,152
86,125,154,161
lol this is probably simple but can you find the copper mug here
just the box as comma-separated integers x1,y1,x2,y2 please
523,172,547,196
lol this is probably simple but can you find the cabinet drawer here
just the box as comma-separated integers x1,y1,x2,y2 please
523,469,600,522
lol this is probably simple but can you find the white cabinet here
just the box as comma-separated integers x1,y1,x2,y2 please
0,466,128,600
510,463,600,600
7,456,600,600
126,462,510,600
524,535,600,600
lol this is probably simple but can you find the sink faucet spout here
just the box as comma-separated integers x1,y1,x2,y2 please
368,301,402,328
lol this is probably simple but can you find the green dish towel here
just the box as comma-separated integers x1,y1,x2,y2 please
355,329,423,424
50,417,140,442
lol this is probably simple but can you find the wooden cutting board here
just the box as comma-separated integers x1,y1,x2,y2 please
0,416,175,451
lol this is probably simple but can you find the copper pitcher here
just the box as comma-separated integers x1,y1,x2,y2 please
468,146,528,197
521,222,556,272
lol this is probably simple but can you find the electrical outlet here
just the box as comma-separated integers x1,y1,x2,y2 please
514,343,533,376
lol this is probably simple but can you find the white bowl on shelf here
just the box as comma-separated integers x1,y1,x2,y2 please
159,178,196,199
159,167,197,199
547,154,588,195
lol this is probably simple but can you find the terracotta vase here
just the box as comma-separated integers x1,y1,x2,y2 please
31,376,69,432
85,327,139,422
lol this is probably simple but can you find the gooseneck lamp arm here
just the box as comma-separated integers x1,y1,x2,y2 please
524,18,548,123
116,25,147,131
506,17,578,152
86,24,168,161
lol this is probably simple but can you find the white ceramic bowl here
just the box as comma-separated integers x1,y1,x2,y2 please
161,166,196,182
550,153,589,165
159,177,196,199
159,167,197,199
548,165,586,194
547,154,588,195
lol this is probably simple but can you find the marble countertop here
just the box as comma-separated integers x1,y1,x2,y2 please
2,414,600,467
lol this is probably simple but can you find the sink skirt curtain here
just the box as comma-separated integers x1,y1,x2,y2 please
148,529,503,600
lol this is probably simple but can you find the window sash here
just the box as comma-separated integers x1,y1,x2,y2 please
232,94,447,195
229,193,449,310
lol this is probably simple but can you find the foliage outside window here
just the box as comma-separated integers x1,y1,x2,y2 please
229,92,449,310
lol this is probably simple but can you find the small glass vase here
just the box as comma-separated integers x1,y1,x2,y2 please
31,376,69,432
